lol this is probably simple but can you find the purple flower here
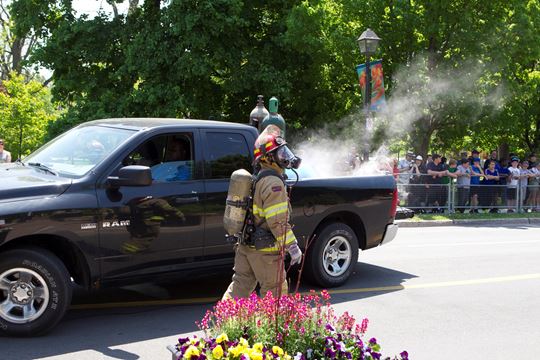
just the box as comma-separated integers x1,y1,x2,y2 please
369,338,377,345
400,351,409,360
177,337,190,345
324,347,337,359
372,352,381,360
325,336,336,345
326,323,335,332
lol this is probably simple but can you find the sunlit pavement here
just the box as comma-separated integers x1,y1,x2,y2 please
1,225,539,360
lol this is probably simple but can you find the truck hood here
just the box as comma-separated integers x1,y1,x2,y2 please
0,163,72,202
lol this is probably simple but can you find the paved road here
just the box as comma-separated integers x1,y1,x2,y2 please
1,225,539,360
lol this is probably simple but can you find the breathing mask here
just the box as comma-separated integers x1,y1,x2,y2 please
273,144,302,169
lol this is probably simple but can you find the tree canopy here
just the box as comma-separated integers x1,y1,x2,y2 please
4,0,540,158
0,72,61,158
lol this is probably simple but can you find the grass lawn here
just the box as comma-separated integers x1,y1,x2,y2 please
409,212,540,222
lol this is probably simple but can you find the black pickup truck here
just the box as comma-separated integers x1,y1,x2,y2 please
0,118,398,336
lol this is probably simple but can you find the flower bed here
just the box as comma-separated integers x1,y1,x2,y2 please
169,291,407,360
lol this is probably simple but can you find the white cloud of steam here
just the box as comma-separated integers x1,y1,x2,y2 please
377,57,504,140
289,55,505,178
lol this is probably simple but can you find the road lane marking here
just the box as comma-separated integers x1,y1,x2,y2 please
328,273,540,294
405,240,540,247
70,273,540,310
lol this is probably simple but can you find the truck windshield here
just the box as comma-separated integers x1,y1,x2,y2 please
24,125,136,178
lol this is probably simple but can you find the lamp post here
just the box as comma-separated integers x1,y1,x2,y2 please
357,28,381,162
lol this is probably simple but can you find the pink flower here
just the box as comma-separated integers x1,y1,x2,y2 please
360,318,369,334
321,290,331,301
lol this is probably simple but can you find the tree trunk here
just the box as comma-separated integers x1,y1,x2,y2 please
412,115,434,159
499,143,510,161
128,0,140,15
11,37,23,75
415,130,432,160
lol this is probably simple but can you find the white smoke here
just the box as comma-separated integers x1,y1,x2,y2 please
289,55,505,178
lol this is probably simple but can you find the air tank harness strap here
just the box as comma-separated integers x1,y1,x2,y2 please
254,169,285,185
226,199,248,207
239,169,285,247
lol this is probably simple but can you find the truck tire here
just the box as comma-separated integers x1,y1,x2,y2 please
304,223,359,287
0,247,72,336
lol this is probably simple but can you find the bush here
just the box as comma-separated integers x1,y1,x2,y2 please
171,291,408,360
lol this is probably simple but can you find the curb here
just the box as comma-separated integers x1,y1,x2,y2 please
396,218,538,228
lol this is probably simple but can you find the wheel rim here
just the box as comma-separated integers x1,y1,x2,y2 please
322,235,352,277
0,268,50,324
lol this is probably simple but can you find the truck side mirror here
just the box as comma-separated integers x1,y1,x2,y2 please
108,165,152,188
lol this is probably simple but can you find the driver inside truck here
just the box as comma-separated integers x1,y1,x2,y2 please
151,136,192,181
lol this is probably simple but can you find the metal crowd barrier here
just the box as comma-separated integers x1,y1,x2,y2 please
395,173,540,214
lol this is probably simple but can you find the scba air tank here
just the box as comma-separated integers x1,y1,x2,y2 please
224,169,253,236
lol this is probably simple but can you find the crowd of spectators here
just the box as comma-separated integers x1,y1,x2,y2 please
396,149,540,213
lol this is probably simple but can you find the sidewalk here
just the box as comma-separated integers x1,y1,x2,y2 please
396,217,540,227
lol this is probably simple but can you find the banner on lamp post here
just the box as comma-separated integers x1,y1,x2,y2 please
356,60,386,111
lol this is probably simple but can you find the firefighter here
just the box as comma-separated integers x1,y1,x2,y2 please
222,132,302,299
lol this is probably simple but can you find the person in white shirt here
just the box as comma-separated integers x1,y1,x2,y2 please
507,157,521,212
397,151,414,186
519,160,531,210
455,161,472,212
0,139,11,163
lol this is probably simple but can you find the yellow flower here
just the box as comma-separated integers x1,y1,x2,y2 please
283,354,292,360
239,337,249,348
183,345,200,359
229,345,242,358
212,345,224,359
253,343,263,352
216,333,229,344
272,346,284,357
251,351,263,360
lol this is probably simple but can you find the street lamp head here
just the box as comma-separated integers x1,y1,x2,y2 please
357,28,381,56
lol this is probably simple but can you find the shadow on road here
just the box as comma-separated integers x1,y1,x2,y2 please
293,262,417,303
0,263,416,360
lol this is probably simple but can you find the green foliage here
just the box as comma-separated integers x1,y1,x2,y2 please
0,72,61,157
13,0,363,137
6,0,540,158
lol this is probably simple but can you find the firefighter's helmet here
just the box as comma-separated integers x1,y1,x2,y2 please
254,133,286,162
254,132,301,169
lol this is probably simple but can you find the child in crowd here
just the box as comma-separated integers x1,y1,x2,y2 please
507,157,521,212
519,160,531,210
498,158,510,206
456,160,472,213
483,160,500,213
469,158,484,213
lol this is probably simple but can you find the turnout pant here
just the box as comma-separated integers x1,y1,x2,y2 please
222,244,288,300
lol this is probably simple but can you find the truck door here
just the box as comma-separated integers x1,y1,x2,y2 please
96,130,206,280
200,130,253,261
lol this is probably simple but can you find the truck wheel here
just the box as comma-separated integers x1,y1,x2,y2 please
304,223,359,287
0,247,72,336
